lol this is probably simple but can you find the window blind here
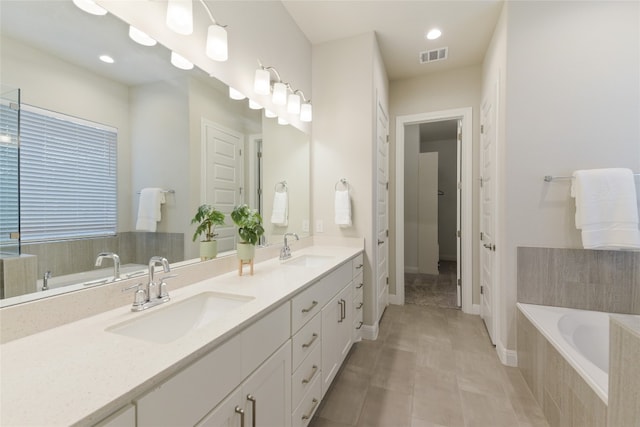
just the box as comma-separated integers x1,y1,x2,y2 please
19,104,117,242
0,102,20,253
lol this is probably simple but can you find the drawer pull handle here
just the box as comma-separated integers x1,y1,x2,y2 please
356,302,363,310
356,263,363,269
302,365,318,384
338,300,344,323
356,282,364,289
246,394,256,427
234,407,245,427
302,333,318,348
302,398,319,420
356,321,364,330
301,300,318,313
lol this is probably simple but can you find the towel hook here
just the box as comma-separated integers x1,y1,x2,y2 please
335,178,349,191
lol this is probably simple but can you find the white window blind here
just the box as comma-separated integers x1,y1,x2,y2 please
20,104,117,242
0,102,20,252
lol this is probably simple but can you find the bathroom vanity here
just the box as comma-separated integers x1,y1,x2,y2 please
0,242,364,426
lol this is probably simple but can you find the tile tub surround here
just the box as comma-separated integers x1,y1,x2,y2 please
608,316,640,427
517,308,607,427
0,240,363,425
517,247,640,314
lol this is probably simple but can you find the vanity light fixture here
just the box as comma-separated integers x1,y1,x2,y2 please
300,102,313,122
248,99,263,110
287,91,301,115
277,116,289,126
170,51,193,70
229,87,246,100
254,60,312,121
272,82,288,106
72,0,107,16
166,0,228,62
129,26,157,46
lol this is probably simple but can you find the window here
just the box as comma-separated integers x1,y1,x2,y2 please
19,105,117,242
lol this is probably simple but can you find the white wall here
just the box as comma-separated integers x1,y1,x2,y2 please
486,1,640,355
0,35,132,231
389,65,482,301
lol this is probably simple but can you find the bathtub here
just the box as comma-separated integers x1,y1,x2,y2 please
517,303,622,403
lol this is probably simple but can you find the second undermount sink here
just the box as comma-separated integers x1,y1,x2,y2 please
284,255,334,268
106,291,254,344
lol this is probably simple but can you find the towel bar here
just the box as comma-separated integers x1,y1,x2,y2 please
544,173,640,182
136,189,175,194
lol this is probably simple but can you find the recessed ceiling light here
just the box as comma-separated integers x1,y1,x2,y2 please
426,28,442,40
99,55,114,64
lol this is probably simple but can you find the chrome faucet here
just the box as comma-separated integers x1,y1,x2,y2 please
280,232,300,260
95,252,121,281
123,256,173,312
42,271,52,291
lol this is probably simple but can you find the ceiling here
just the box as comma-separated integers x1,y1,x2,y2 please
281,0,504,81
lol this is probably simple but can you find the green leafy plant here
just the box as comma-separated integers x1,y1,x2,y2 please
191,204,225,242
231,204,264,245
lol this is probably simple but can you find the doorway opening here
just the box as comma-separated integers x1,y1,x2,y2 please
393,108,473,313
404,119,460,308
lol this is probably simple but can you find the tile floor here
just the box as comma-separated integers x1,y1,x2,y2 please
404,261,458,309
309,303,549,427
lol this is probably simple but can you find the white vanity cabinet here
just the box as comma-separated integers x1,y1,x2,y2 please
321,282,353,395
135,303,290,427
198,341,292,427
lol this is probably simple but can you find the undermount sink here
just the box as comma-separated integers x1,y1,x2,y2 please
106,291,254,344
284,255,334,268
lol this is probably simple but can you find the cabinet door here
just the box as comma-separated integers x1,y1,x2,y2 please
336,284,353,366
197,389,244,427
321,284,354,397
242,341,292,427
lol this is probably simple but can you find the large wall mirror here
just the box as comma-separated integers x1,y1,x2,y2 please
0,0,310,305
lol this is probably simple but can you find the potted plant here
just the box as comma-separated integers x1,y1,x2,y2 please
191,204,225,260
231,204,264,262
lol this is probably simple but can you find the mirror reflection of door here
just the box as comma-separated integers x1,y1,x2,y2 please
202,119,244,253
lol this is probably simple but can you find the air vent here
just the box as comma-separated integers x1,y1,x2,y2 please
420,47,448,64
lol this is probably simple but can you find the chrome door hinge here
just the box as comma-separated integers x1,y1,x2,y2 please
481,124,484,134
456,230,461,238
480,285,484,295
386,230,389,237
479,177,484,187
480,231,484,241
239,148,242,156
386,277,389,285
457,278,461,287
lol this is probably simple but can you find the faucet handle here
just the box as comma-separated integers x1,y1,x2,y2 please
122,282,147,308
157,274,177,300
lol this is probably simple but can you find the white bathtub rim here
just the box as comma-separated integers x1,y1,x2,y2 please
517,303,609,404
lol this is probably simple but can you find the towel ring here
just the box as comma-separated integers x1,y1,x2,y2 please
275,181,288,193
335,178,349,191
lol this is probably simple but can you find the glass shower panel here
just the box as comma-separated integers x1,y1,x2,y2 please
0,86,20,257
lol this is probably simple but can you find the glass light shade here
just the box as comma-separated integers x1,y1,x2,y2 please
264,109,277,118
72,0,107,16
254,68,271,95
249,100,263,110
272,82,287,106
300,103,313,122
170,52,193,70
229,87,246,100
129,26,157,46
166,0,193,35
206,25,228,62
277,116,289,125
287,93,301,115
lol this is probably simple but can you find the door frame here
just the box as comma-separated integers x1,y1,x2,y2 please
393,107,473,313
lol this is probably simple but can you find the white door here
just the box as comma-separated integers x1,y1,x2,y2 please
480,82,498,344
202,120,243,253
418,152,439,275
375,100,389,321
456,120,462,307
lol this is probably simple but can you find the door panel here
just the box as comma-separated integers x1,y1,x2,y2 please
376,101,389,322
418,152,439,275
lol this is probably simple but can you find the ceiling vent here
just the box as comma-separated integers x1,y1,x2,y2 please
420,47,448,64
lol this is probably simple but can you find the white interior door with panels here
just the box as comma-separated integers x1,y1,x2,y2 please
375,100,390,323
201,119,244,252
479,83,498,344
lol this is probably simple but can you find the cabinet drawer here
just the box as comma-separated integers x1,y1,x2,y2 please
292,313,321,370
291,280,324,333
291,343,321,410
292,373,322,427
352,254,364,277
136,335,242,427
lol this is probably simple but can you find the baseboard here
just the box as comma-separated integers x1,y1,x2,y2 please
405,266,418,274
439,255,457,262
471,304,481,315
388,294,401,305
361,323,379,341
497,339,518,367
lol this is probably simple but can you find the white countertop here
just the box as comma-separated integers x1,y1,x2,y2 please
0,245,363,426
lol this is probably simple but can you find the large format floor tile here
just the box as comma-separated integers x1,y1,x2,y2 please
309,303,548,427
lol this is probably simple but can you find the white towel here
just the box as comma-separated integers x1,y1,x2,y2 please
135,188,166,232
571,168,640,249
334,190,352,226
271,191,288,226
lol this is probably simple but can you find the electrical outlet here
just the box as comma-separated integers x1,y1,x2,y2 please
302,220,309,232
315,220,324,233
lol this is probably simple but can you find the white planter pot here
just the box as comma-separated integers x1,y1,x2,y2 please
200,240,218,260
236,242,255,262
